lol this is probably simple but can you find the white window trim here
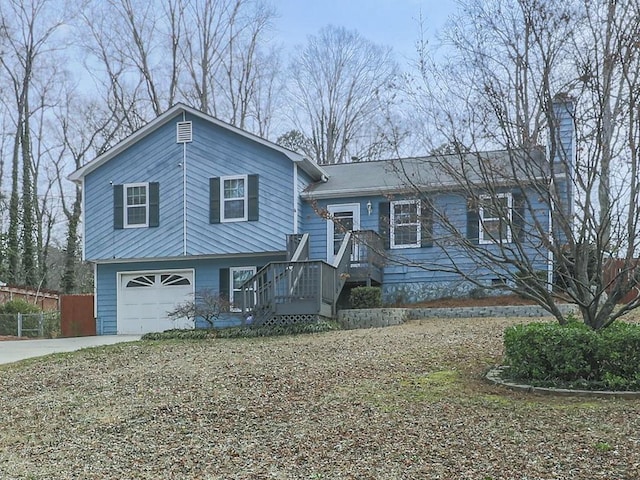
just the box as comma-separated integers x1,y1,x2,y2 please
220,174,248,223
230,266,257,311
479,192,512,245
390,199,421,249
123,182,149,228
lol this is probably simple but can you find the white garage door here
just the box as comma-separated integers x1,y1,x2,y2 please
118,270,195,334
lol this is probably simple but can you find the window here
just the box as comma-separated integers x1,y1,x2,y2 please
221,175,247,222
229,266,256,311
124,183,148,227
479,193,512,244
390,200,421,248
160,274,191,286
114,182,159,230
209,175,259,223
126,275,155,287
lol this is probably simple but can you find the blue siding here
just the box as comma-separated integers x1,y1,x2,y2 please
301,188,550,303
96,254,284,334
301,196,382,262
296,167,314,234
85,118,184,260
85,112,303,261
184,114,297,255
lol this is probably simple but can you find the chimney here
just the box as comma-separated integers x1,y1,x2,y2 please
551,93,576,218
551,93,575,167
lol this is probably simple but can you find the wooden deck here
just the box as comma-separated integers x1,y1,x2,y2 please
240,230,384,325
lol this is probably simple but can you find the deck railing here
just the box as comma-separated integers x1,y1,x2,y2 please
349,230,385,285
241,233,352,324
286,233,308,261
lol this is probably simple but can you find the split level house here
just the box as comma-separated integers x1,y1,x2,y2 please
69,98,575,335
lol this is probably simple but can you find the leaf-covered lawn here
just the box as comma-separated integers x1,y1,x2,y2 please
1,317,639,479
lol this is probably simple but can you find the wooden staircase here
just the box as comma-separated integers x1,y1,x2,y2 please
240,233,353,326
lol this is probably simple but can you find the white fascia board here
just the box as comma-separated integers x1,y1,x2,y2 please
69,103,327,183
301,186,396,200
89,250,287,265
68,104,185,183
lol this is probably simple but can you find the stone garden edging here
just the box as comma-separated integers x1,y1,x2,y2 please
405,303,578,320
337,303,578,330
337,308,409,329
486,366,640,399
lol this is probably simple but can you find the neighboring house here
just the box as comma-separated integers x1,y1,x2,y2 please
70,99,574,335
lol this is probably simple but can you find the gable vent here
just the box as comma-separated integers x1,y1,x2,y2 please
176,121,192,143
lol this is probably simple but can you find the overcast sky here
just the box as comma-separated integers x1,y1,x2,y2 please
273,0,456,59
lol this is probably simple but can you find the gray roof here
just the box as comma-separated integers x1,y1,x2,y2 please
301,148,548,199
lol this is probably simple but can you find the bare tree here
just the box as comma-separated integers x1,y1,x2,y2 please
0,0,68,286
396,0,640,330
53,94,121,293
288,25,400,164
167,288,231,328
81,0,280,134
179,0,280,133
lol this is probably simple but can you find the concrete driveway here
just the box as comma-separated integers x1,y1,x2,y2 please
0,335,142,365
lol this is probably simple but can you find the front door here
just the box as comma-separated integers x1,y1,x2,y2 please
326,203,360,263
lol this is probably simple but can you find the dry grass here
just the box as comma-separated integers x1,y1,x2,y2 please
1,316,639,479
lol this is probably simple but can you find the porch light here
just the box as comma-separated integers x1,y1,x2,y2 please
366,201,372,215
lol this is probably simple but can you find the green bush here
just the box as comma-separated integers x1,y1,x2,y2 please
503,321,640,391
349,286,382,309
141,321,341,341
0,299,41,314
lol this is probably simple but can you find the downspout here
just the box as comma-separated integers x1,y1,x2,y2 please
547,179,554,292
81,178,86,261
293,163,299,234
94,263,100,335
182,112,187,255
546,137,555,293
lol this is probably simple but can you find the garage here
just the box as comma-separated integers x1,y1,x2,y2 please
117,270,195,334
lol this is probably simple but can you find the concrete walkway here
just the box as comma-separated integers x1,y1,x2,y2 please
0,336,142,365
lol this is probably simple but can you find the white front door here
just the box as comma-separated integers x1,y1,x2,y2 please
326,203,360,263
117,270,195,334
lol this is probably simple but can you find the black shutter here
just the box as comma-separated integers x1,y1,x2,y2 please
219,268,230,300
379,202,390,249
467,198,479,244
421,199,433,248
148,182,159,228
512,192,525,242
248,174,259,221
210,177,220,224
113,184,123,230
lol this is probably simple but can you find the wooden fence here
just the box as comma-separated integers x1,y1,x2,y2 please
60,294,96,337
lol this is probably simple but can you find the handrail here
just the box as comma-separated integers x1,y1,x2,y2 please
239,233,353,324
351,230,385,267
290,233,309,262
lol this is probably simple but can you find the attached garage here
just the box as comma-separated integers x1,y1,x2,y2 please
117,270,195,334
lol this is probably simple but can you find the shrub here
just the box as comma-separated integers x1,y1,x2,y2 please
503,321,640,390
141,321,341,341
0,299,41,314
349,286,382,309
